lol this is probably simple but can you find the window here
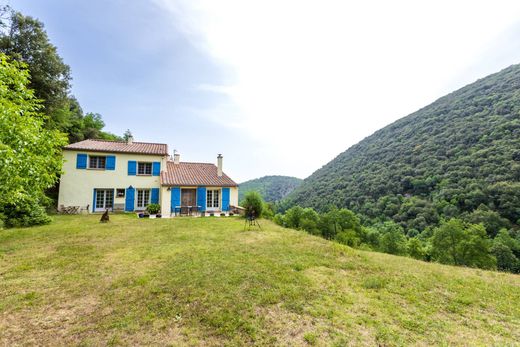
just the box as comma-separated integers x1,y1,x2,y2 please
136,189,151,209
116,189,125,198
89,156,106,169
94,189,114,211
206,189,220,209
137,162,152,175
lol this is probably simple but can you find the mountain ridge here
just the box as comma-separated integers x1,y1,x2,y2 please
285,63,520,233
239,175,302,202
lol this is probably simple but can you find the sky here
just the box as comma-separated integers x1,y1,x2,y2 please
8,0,520,182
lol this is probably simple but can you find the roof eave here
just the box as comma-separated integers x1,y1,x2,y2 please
63,147,168,156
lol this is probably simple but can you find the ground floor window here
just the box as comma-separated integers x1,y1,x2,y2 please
95,189,114,211
136,189,151,209
206,189,220,209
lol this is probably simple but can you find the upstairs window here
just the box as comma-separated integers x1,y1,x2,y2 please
138,162,152,175
89,156,106,169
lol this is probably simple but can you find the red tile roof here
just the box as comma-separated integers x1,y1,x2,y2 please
161,161,238,187
64,139,168,156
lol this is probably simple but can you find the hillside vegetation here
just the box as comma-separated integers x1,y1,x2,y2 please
286,64,520,236
1,215,519,346
239,176,302,203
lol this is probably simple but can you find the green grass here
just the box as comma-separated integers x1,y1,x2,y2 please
1,215,519,346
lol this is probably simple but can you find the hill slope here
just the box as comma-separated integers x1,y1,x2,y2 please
286,64,520,232
239,175,302,202
1,215,519,346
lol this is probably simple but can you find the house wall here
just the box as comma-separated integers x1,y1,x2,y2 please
58,150,166,212
160,186,239,217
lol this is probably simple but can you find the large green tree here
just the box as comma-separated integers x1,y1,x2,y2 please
0,8,121,142
0,54,67,227
431,219,496,269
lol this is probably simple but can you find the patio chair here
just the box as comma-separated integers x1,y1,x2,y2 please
180,206,189,216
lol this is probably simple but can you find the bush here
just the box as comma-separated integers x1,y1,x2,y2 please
335,230,360,247
0,200,51,228
284,206,304,229
146,203,161,214
273,213,285,226
262,202,275,220
407,237,426,260
242,191,264,218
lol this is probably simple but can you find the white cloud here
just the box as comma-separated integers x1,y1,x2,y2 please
154,0,520,179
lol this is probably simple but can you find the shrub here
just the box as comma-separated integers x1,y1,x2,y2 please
335,230,360,247
273,213,285,226
242,191,264,218
146,203,161,214
0,200,51,228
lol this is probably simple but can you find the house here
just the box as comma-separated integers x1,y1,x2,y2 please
57,137,239,216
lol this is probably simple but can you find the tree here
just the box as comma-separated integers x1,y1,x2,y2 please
0,54,67,227
431,219,496,269
284,206,304,230
377,221,407,255
242,191,264,218
123,129,133,142
407,237,426,260
0,10,71,119
0,8,121,142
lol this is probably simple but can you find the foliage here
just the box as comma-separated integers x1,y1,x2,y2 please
431,219,496,269
146,203,161,214
242,191,264,218
375,221,408,255
407,237,426,260
285,64,520,235
0,8,120,143
491,229,520,272
0,53,66,227
239,175,302,203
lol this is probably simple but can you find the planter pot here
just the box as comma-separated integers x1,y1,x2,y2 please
149,214,156,219
138,213,144,218
156,214,161,218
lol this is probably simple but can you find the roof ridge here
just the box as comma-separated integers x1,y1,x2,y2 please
78,139,168,146
167,161,215,165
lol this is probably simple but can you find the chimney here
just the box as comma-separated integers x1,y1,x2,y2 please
173,150,180,165
217,154,223,177
127,135,134,145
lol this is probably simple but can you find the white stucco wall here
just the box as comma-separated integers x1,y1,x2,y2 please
230,187,239,207
160,186,239,217
58,150,166,212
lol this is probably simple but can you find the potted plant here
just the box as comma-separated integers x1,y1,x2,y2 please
146,203,161,219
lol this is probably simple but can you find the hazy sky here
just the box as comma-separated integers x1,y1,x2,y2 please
9,0,520,182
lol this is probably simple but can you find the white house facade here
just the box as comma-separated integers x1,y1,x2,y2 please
58,138,239,216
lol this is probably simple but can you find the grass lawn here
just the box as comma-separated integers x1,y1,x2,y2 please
1,215,519,346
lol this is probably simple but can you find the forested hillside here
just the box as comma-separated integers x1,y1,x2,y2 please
239,176,302,202
285,64,520,235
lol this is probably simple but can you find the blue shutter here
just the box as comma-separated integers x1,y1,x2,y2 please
128,161,136,175
151,188,159,204
222,187,230,211
197,187,206,211
152,162,161,176
171,187,181,212
125,187,135,211
92,189,97,212
76,153,87,169
106,155,116,170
